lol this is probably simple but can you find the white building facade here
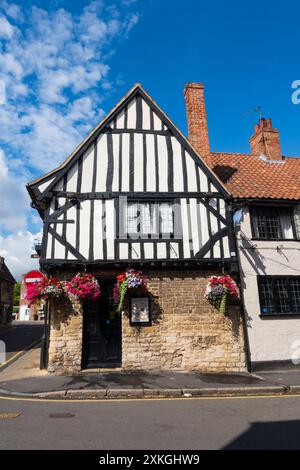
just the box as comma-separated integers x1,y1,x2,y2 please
185,83,300,370
237,203,300,368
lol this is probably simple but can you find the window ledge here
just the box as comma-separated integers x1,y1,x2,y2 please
260,313,300,319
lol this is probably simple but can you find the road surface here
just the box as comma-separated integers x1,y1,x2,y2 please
0,395,300,450
0,321,43,363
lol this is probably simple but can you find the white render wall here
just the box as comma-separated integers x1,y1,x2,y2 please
237,206,300,364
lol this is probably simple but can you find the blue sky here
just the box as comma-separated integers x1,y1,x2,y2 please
0,0,299,278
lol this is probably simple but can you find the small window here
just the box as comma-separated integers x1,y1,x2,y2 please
258,276,300,315
124,201,174,239
251,206,295,240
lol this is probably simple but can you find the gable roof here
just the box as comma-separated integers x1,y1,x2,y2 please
27,83,229,203
0,258,15,283
211,152,300,201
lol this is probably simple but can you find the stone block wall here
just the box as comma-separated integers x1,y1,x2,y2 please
47,294,83,374
122,270,246,372
47,268,246,373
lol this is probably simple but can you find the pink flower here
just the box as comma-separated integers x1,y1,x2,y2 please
66,273,101,300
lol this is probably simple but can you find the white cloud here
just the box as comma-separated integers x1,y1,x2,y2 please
0,149,8,177
0,149,29,231
0,16,16,39
0,1,23,22
124,13,139,37
0,1,140,172
0,1,139,274
0,230,41,280
0,52,23,76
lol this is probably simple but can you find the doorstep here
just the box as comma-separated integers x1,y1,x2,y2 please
80,367,123,373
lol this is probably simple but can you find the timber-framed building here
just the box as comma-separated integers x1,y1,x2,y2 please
27,84,246,373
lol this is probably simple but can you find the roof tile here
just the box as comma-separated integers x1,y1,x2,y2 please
211,152,300,200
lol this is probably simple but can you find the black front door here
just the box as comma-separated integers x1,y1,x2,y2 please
82,280,121,368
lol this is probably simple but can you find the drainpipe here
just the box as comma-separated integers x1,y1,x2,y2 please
229,201,252,372
40,299,49,369
236,252,252,372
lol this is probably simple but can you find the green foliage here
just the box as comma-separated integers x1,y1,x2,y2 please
13,282,21,306
118,281,128,312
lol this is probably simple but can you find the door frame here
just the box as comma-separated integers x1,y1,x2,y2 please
81,278,122,369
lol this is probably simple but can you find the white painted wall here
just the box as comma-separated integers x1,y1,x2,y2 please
19,305,30,321
237,206,300,364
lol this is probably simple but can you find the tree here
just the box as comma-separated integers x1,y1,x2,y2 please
13,282,21,306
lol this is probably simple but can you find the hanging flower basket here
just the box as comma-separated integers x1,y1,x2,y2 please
205,275,239,314
25,277,64,305
113,269,148,312
66,273,101,301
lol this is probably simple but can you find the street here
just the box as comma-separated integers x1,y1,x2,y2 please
0,321,43,363
0,395,300,450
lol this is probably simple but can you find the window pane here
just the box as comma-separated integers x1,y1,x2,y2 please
141,204,157,235
274,278,290,313
160,203,174,235
280,210,293,239
127,203,138,234
290,278,300,313
257,209,281,239
141,204,151,234
259,278,275,314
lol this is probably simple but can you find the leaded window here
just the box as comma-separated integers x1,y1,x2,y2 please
124,201,174,239
258,276,300,315
251,206,295,240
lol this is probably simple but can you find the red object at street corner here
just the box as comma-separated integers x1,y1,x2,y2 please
24,270,45,287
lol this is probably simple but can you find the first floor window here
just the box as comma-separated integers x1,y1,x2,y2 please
258,276,300,315
251,206,295,240
124,201,174,238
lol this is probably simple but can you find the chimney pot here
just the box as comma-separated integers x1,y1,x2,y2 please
259,117,266,129
266,117,272,128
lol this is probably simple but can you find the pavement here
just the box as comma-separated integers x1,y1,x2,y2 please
0,321,43,364
2,346,300,399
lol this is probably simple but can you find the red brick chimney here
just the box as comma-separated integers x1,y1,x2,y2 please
250,117,282,161
184,83,211,165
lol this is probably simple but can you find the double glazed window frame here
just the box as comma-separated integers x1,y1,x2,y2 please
258,276,300,316
250,204,297,241
120,199,176,240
